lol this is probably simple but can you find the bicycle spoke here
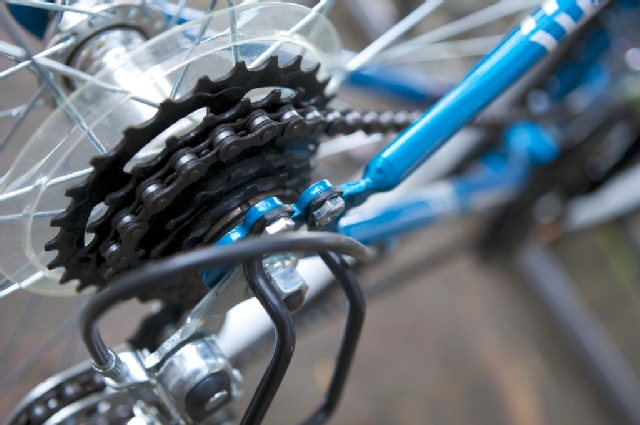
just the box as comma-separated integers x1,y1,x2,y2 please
0,37,76,80
0,0,107,16
0,97,46,120
169,0,218,99
54,297,84,373
0,209,65,223
384,35,502,64
168,0,189,27
317,133,383,158
0,85,46,151
0,7,106,154
249,0,335,69
0,167,91,202
35,57,162,108
51,0,68,31
227,0,239,65
141,0,150,17
0,269,50,299
2,40,161,109
0,293,42,377
378,0,539,63
344,0,443,73
0,298,87,393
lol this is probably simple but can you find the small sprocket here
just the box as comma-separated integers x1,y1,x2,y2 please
45,56,330,303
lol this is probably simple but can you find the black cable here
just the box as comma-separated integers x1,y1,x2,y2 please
240,258,296,425
79,232,374,368
302,252,366,425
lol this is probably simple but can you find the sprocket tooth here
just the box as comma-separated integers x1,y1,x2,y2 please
281,55,304,74
219,98,252,122
165,135,181,150
89,153,120,171
50,209,78,228
85,212,109,233
59,269,79,284
255,55,279,74
65,185,87,199
44,234,64,252
255,90,282,108
194,61,250,93
308,61,321,76
289,89,305,104
44,51,330,304
47,254,66,270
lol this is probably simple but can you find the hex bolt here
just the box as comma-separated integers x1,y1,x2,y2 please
312,195,345,227
264,216,295,235
263,253,308,312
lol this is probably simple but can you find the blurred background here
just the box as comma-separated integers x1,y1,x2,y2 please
2,0,640,424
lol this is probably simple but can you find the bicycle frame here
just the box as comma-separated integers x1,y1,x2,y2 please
2,0,629,294
336,0,604,228
201,0,612,251
3,0,640,423
215,0,636,357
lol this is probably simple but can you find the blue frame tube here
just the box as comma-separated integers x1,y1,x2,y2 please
337,166,527,244
343,0,606,199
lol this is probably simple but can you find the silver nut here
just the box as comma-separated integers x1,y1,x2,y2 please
264,253,308,311
312,196,345,227
264,217,295,235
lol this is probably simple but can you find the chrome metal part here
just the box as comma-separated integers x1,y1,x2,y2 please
264,216,295,235
264,252,308,312
5,348,169,425
67,28,147,90
93,349,131,384
46,1,168,91
155,336,242,422
312,195,346,227
95,350,150,390
144,265,252,370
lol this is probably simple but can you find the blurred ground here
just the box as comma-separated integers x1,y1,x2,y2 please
1,2,640,424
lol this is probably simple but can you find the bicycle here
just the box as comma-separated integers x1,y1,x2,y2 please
1,0,640,423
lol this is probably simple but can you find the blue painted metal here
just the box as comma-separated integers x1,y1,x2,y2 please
504,122,559,164
8,4,50,39
338,166,526,244
338,122,559,244
547,28,610,99
347,65,450,104
341,0,606,202
200,197,285,287
293,179,334,217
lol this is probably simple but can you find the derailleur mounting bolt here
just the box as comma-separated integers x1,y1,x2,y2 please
312,195,345,227
264,216,295,235
264,253,308,312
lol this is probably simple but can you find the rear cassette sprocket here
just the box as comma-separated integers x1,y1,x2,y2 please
45,56,330,303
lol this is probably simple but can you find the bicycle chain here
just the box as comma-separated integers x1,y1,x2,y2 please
44,56,422,301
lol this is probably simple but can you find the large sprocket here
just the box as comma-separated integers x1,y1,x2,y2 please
44,56,330,302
